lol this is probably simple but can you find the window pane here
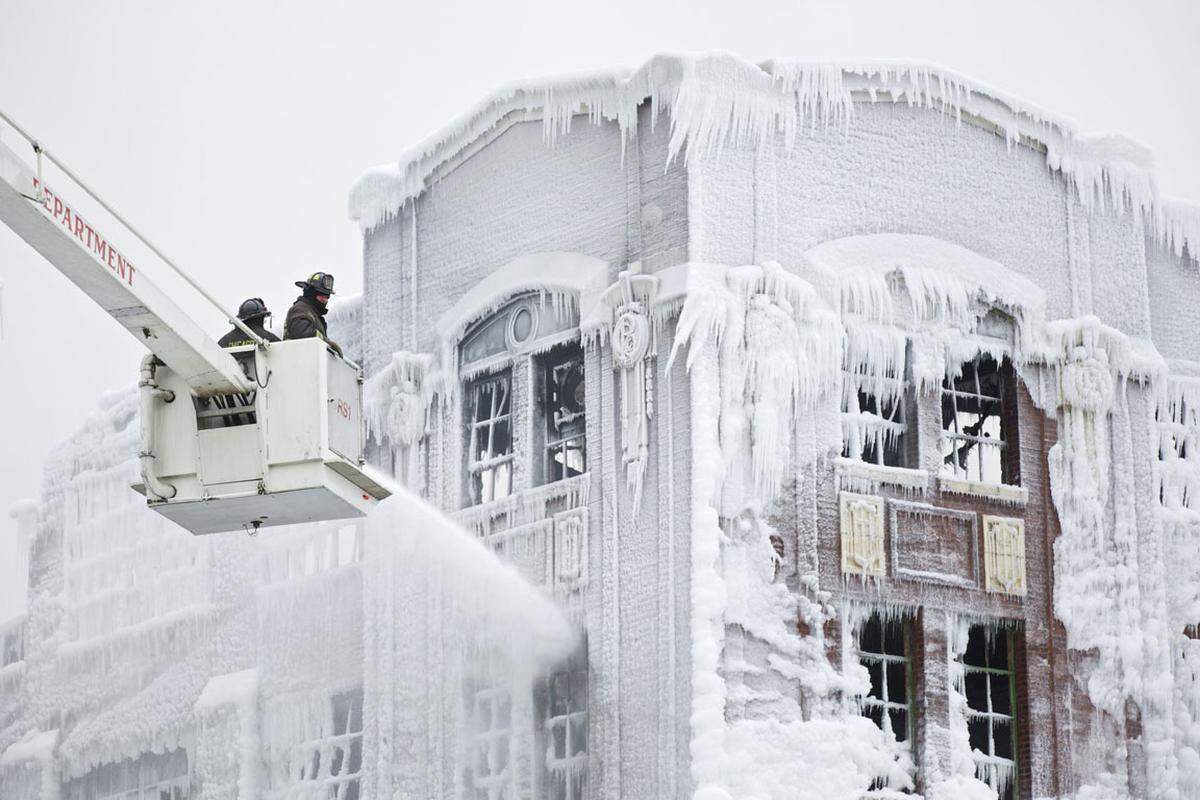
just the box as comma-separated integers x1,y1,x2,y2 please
570,714,587,756
967,715,990,755
552,674,570,716
552,721,567,760
989,630,1010,669
541,346,587,485
886,662,907,704
883,619,906,656
978,359,1002,398
964,627,988,667
964,671,988,712
890,709,909,743
993,718,1014,760
866,661,884,700
859,616,882,654
990,673,1012,715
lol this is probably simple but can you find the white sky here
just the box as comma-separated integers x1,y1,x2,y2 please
1,0,1197,619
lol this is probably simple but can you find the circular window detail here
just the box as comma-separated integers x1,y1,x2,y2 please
505,303,538,351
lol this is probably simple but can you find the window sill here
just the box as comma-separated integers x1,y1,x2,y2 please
455,473,591,538
835,458,930,495
938,476,1027,506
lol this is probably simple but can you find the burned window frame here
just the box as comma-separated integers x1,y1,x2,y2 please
940,354,1019,486
538,344,587,486
458,292,589,509
465,371,515,506
841,361,911,469
855,612,914,745
960,624,1021,800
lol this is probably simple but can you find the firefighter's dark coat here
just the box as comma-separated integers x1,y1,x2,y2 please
217,319,280,348
284,294,342,356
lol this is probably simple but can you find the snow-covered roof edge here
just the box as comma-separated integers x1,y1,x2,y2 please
348,52,1198,260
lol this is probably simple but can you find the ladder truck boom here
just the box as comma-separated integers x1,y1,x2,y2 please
0,117,253,395
0,110,390,535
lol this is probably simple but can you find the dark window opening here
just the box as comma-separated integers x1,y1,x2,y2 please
940,355,1018,485
961,625,1019,800
539,346,587,484
857,613,913,743
842,369,909,468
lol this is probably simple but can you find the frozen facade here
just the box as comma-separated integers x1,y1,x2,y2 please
4,52,1200,800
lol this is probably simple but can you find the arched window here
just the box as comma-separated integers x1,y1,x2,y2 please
460,294,587,507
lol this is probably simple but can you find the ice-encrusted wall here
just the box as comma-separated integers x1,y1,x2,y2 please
350,52,1200,800
361,118,634,376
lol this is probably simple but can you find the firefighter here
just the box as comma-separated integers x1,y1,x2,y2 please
284,271,342,356
218,297,280,347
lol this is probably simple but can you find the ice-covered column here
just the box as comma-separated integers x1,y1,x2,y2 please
5,499,37,616
912,610,954,795
193,670,261,800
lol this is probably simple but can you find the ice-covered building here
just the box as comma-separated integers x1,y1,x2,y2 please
5,52,1200,800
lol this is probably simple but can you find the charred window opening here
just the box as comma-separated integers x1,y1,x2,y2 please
842,370,909,467
856,613,913,744
537,642,588,800
466,372,514,505
940,355,1018,485
961,625,1019,800
539,346,586,485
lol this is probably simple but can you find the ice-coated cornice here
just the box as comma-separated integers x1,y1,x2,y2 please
348,52,1198,260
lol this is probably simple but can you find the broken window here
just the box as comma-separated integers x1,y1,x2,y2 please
67,748,189,800
468,682,513,800
539,644,588,800
539,346,587,484
264,689,363,800
961,625,1019,800
940,355,1017,485
856,613,912,744
466,372,514,505
842,368,908,467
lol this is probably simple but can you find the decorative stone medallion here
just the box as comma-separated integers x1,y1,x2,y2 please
982,515,1027,596
840,492,886,577
611,303,650,369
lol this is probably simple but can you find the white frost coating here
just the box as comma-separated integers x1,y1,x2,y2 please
359,489,577,799
363,351,443,488
0,729,58,767
195,670,260,800
1,729,61,800
194,668,258,713
661,238,1196,796
675,263,916,798
351,52,1200,259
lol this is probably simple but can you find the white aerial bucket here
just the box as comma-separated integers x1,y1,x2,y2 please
133,338,391,534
